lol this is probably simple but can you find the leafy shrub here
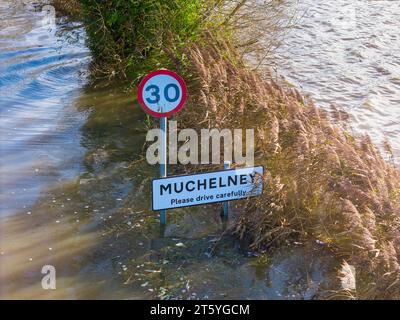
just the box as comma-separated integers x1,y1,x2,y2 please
79,0,220,79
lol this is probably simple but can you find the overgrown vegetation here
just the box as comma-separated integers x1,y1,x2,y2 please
178,37,400,299
52,0,83,19
54,0,289,80
53,0,400,299
74,0,225,80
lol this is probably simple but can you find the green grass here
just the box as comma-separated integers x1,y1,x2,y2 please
78,0,222,80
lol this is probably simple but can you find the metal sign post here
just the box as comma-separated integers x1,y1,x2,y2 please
137,69,187,225
159,116,168,225
223,161,231,218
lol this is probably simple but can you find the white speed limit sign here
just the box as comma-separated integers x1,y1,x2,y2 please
137,69,187,118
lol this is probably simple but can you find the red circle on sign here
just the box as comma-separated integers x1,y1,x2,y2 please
137,69,187,118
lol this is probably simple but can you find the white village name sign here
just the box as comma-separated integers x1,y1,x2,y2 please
152,166,264,211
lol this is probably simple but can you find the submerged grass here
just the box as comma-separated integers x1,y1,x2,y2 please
54,0,400,299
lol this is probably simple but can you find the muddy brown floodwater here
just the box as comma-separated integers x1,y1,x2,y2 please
0,1,343,299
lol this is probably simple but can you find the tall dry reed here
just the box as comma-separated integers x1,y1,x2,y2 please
176,33,400,299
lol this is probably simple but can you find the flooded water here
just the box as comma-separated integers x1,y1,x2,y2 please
0,2,347,299
274,0,400,160
0,1,90,216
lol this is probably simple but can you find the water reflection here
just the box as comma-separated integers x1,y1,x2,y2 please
0,2,139,298
0,79,149,299
0,0,90,217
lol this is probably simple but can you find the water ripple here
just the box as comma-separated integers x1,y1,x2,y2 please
273,0,400,159
0,2,91,217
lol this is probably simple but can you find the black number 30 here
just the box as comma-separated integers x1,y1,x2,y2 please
145,84,180,104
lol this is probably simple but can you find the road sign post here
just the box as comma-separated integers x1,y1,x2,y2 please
223,161,231,218
159,116,167,225
137,69,187,225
